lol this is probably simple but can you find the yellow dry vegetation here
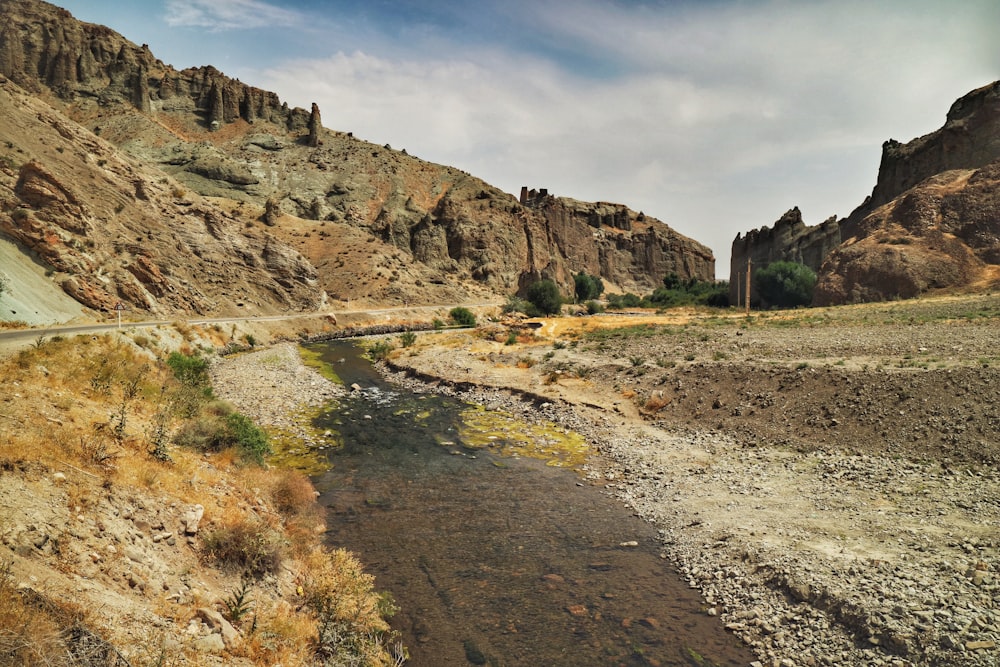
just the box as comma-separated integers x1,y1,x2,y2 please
0,334,400,666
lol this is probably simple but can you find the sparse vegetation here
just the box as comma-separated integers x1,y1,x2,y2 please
0,334,400,666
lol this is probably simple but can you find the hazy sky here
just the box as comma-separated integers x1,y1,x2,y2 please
54,0,998,277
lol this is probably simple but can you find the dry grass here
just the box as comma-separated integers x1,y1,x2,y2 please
0,333,403,666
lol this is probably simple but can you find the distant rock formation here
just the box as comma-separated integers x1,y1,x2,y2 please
731,80,1000,306
307,103,322,147
729,208,841,306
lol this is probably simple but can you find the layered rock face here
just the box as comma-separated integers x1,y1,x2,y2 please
813,163,1000,305
0,0,308,132
859,82,1000,219
0,0,710,315
0,73,323,316
731,80,1000,306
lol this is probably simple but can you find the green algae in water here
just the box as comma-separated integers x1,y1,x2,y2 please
267,404,343,476
456,404,589,467
298,344,344,384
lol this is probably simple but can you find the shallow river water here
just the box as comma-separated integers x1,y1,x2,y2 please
307,341,756,666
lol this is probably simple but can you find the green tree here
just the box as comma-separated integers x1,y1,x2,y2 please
755,261,816,308
662,272,682,290
573,272,604,303
449,306,477,327
526,279,563,315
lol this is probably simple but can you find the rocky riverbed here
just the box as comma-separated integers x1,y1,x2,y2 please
375,296,1000,667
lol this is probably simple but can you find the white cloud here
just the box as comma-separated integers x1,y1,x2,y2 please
164,0,303,31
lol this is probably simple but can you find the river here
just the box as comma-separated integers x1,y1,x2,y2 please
307,341,756,666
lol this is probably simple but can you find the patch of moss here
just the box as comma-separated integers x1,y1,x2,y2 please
298,345,343,384
456,405,589,467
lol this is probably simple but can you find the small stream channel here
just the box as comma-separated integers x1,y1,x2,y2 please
306,341,756,666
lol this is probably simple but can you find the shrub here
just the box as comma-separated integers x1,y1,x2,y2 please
607,292,641,310
202,519,285,578
400,331,417,348
270,469,318,517
166,351,211,395
573,272,604,303
502,295,530,314
225,412,270,464
365,340,394,361
300,547,398,666
172,404,270,465
526,279,563,315
585,300,605,315
755,261,816,308
449,306,477,327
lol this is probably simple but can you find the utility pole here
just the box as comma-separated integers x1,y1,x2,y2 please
745,258,752,316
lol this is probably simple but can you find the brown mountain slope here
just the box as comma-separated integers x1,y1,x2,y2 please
0,73,325,318
0,0,712,320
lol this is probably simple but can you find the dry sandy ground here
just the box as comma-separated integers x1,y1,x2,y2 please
383,294,1000,667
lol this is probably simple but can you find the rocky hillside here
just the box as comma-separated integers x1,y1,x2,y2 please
0,0,711,322
730,80,1000,306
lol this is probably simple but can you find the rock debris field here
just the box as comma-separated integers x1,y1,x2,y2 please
378,295,1000,667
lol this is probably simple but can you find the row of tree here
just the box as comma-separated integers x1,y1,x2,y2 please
513,261,816,316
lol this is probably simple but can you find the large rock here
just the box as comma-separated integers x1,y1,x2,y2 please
813,163,998,305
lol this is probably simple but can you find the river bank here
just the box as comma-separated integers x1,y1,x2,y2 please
375,297,1000,667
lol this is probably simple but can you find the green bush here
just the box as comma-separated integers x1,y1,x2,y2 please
400,331,417,348
644,275,730,308
755,261,816,308
166,351,212,395
172,403,270,465
607,292,641,310
365,340,394,361
573,272,604,303
225,412,270,464
585,300,605,314
502,295,531,314
526,279,563,315
449,306,477,327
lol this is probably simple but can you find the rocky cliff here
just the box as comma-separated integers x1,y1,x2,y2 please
0,72,324,317
0,0,711,319
730,80,1000,306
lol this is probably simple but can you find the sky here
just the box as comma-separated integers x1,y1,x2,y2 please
54,0,999,278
